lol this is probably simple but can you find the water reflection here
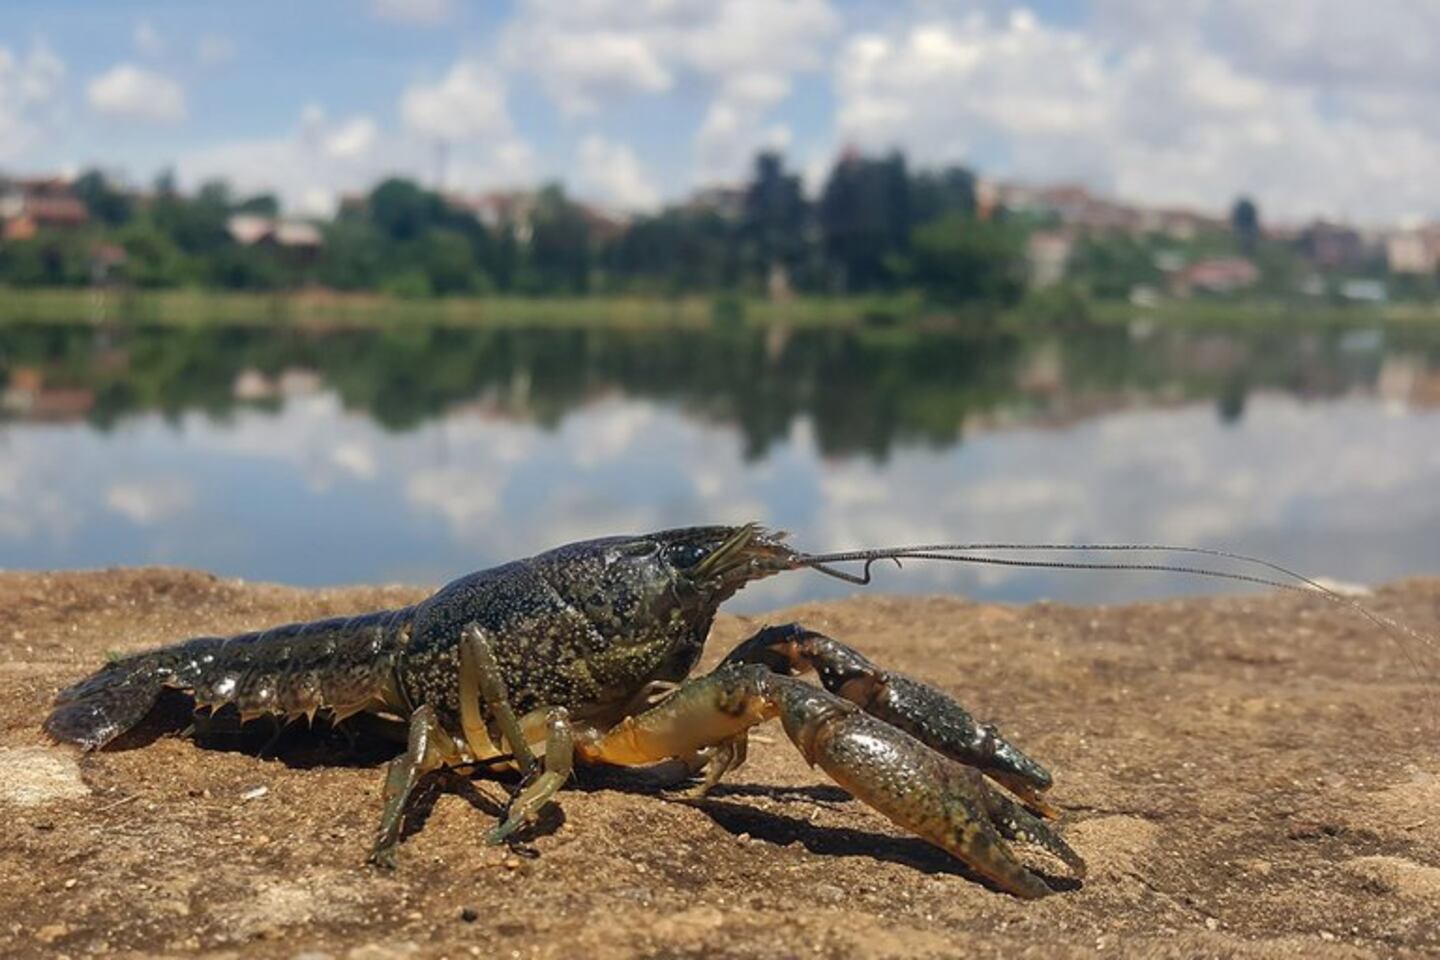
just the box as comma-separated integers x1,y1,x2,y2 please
1,319,1439,610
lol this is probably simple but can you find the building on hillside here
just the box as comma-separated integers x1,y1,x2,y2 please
0,177,89,241
1026,230,1073,289
1172,257,1259,296
1295,220,1373,271
991,182,1144,232
448,190,629,245
1385,226,1440,275
89,243,127,285
452,191,539,243
226,214,323,265
1142,208,1227,241
1339,278,1388,303
684,186,746,221
577,204,629,244
335,192,368,220
0,366,96,421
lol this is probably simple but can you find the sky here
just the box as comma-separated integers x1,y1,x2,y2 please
1,0,1438,224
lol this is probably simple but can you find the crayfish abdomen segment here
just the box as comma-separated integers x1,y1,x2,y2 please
44,608,415,750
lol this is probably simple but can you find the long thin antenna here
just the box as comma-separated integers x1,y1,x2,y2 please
795,541,1438,680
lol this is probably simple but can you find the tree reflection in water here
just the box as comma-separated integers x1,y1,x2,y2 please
4,320,1436,460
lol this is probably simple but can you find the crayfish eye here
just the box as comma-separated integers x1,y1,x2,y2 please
665,543,711,569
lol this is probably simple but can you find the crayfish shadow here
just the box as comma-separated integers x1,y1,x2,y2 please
396,771,519,845
688,796,1082,894
569,764,852,806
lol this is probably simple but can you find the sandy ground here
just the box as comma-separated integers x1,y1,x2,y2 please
3,568,1440,959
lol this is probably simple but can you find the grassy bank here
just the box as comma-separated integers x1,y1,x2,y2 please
0,287,927,330
1084,296,1440,328
1,286,1437,330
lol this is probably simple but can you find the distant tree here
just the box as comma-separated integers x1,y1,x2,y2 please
153,168,178,197
235,194,280,216
910,165,978,225
1231,196,1261,255
528,184,591,293
0,234,90,287
72,169,134,227
905,215,1025,306
603,208,737,293
490,223,522,292
381,267,433,299
209,244,287,290
196,179,233,209
150,177,231,255
317,220,386,290
819,151,911,292
116,223,185,288
741,152,808,290
421,227,483,294
1071,231,1161,300
368,178,441,242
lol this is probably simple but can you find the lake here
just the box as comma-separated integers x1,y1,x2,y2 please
2,317,1438,612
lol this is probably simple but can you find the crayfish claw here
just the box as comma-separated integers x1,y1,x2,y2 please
770,677,1083,898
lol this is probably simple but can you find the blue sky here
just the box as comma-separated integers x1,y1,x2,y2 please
2,0,1438,224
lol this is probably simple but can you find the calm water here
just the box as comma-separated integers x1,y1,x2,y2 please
2,319,1439,612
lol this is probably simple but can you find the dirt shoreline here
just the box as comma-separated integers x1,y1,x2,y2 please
3,567,1439,959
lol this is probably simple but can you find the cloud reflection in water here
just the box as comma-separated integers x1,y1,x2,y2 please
1,384,1438,613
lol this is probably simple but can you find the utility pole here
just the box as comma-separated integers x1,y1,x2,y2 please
434,139,450,193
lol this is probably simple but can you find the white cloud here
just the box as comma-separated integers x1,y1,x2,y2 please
179,105,383,215
1183,1,1440,91
106,479,195,525
0,42,65,159
179,97,534,216
503,0,836,181
133,21,164,58
329,441,377,480
370,0,456,27
503,30,671,115
401,61,513,142
834,7,1440,223
323,115,377,159
196,34,236,67
87,63,186,124
406,468,502,533
396,60,537,188
695,103,792,184
575,135,660,211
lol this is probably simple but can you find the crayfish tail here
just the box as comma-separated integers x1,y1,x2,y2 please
43,651,172,751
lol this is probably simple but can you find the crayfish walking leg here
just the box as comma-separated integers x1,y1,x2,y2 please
370,704,460,869
486,708,575,844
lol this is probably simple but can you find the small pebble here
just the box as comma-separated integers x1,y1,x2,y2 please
240,786,269,801
35,923,69,944
62,878,77,890
460,906,479,923
503,857,521,870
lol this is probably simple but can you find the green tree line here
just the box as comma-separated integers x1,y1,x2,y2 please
0,151,1026,308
